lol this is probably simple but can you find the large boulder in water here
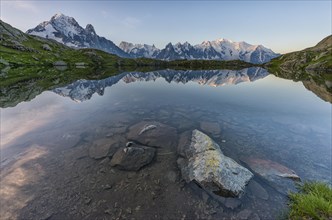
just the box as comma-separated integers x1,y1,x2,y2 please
110,143,156,171
127,121,177,148
177,129,253,197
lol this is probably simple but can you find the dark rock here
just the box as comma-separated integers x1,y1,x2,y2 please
110,143,155,171
127,121,177,148
88,135,126,159
177,131,191,157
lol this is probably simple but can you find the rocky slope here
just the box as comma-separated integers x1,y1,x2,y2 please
266,35,332,103
267,35,332,73
120,39,280,64
27,13,130,57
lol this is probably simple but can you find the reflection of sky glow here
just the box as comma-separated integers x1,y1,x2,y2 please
1,92,71,149
0,145,47,219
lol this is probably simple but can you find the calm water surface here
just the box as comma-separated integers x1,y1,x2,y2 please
1,68,331,219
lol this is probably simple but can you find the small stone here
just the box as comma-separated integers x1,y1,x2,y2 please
126,208,132,214
53,60,66,66
224,198,241,210
135,206,141,211
166,171,178,183
126,141,134,147
104,208,112,215
42,44,52,51
84,197,92,205
103,184,112,190
237,209,252,219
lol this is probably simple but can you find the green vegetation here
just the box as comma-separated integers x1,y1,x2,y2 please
265,35,332,103
266,35,332,74
288,182,332,220
0,20,255,69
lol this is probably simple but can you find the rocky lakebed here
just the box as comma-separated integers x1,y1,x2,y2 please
1,104,308,220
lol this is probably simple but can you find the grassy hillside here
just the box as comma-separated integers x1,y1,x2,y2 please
0,20,256,70
266,35,332,74
265,35,332,103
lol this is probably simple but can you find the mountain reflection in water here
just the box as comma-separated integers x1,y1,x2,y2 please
53,67,268,102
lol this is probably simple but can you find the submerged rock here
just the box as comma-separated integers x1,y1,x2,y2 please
242,158,300,181
127,121,177,148
242,157,300,194
200,121,221,136
177,129,253,197
88,135,126,159
110,143,155,171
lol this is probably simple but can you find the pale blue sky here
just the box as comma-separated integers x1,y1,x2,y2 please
1,1,331,53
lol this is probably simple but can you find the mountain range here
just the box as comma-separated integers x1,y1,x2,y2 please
53,67,268,102
120,39,279,64
27,13,279,64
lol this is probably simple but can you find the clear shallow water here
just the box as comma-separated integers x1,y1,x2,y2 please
1,68,331,219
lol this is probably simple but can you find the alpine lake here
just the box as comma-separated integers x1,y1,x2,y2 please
1,67,331,220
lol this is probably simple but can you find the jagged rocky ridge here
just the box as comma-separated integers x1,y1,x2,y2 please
26,13,279,63
119,39,279,64
26,13,129,57
53,67,268,102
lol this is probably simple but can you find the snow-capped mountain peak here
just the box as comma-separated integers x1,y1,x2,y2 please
27,13,130,57
119,38,279,63
119,41,161,58
26,13,278,63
